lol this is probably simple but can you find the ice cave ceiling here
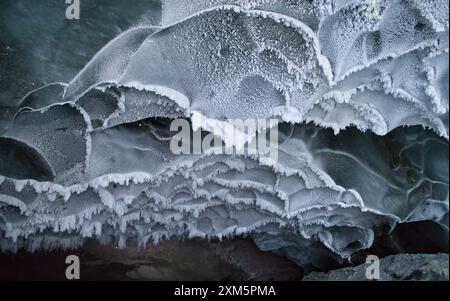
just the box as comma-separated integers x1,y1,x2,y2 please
0,0,448,271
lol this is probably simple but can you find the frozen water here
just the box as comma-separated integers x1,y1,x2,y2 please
0,0,448,270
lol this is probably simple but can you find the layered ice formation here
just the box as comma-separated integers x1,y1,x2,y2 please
0,0,448,270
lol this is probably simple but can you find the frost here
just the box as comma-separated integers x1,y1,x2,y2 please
0,117,447,268
0,0,448,270
58,2,448,137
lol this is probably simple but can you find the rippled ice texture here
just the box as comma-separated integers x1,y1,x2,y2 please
0,0,448,270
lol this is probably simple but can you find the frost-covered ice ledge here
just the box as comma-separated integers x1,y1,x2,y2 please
0,0,448,270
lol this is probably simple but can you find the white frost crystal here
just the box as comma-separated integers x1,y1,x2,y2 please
0,0,448,269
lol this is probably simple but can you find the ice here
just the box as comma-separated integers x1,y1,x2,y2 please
59,3,448,137
0,115,447,268
0,0,448,270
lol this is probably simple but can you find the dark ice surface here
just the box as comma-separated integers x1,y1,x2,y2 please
0,0,161,130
